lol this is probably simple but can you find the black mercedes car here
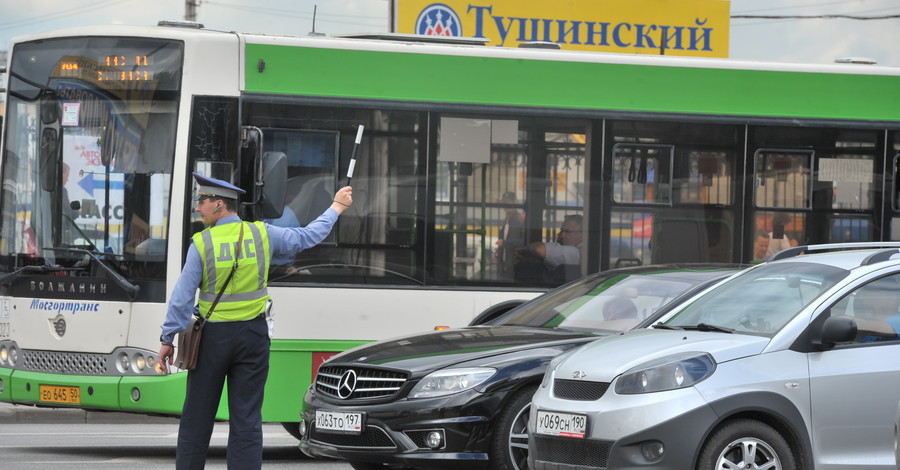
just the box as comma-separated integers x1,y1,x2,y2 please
298,264,741,470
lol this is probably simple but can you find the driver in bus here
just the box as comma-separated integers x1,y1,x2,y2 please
515,214,583,284
157,172,352,470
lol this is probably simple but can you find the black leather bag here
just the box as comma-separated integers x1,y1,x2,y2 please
174,316,205,370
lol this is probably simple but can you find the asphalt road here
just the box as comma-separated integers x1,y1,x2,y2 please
0,402,352,470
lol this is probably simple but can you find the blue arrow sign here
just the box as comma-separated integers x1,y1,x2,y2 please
78,174,124,193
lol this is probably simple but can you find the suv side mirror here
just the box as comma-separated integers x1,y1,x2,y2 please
814,315,857,350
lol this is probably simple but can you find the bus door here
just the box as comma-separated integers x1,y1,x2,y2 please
604,120,744,270
432,116,588,287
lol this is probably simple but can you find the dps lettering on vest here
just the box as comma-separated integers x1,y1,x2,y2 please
193,221,271,322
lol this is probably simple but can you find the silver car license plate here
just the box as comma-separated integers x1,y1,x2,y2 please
315,410,364,434
535,410,587,438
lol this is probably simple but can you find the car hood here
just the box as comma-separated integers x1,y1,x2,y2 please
555,328,771,382
326,326,600,375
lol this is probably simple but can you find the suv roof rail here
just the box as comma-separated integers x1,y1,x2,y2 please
860,249,900,266
769,242,900,262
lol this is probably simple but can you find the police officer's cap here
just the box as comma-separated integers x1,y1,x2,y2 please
193,172,246,200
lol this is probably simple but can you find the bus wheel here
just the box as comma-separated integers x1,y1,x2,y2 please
490,386,535,470
697,419,796,470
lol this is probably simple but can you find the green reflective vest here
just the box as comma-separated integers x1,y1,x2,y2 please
193,221,271,321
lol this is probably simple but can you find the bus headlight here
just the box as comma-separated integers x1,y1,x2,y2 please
133,353,146,373
117,352,131,373
0,346,7,366
7,346,17,367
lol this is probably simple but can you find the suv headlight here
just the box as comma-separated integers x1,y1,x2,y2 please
409,367,496,399
615,352,715,394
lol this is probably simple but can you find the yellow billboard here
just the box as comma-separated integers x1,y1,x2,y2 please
393,0,730,58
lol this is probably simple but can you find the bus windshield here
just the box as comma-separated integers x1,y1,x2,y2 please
1,37,183,279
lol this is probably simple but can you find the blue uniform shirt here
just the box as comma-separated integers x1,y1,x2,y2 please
160,209,338,343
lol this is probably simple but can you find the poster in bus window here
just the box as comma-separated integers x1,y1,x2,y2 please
62,133,125,248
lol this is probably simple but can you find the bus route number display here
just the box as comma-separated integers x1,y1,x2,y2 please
97,55,153,81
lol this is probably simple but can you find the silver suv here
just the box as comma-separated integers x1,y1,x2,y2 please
529,243,900,470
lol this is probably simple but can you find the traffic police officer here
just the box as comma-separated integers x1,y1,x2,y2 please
158,172,352,469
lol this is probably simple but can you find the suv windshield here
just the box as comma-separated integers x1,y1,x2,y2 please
1,37,183,280
664,262,849,336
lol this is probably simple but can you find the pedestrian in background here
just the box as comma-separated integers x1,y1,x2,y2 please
494,191,524,279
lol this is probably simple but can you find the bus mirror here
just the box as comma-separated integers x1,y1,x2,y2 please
40,91,59,125
258,151,287,219
40,128,59,192
99,119,117,166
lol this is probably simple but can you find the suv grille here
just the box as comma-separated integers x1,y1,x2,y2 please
553,379,609,401
316,366,408,400
533,435,610,467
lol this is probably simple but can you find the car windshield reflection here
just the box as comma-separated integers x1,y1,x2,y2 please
664,262,849,336
497,272,703,333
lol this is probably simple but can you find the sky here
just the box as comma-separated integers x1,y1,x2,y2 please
0,0,898,66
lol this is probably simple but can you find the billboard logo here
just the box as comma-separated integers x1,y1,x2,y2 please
415,3,462,37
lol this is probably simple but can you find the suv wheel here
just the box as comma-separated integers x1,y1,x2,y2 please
697,419,796,470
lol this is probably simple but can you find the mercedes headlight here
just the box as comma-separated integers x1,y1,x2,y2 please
409,367,496,399
615,352,715,394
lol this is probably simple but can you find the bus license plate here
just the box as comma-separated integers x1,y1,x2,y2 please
535,410,587,438
316,410,363,434
39,384,81,404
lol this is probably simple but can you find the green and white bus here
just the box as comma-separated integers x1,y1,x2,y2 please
1,22,899,432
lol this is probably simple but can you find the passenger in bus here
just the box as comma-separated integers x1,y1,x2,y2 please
157,172,352,470
515,214,583,284
61,162,80,218
59,162,83,245
763,214,798,260
494,191,524,279
753,229,771,262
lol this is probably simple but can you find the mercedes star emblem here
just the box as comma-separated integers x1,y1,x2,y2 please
337,369,358,399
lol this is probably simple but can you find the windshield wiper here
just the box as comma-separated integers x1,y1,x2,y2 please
652,323,683,330
681,323,735,333
44,247,140,300
0,264,81,284
62,213,102,253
